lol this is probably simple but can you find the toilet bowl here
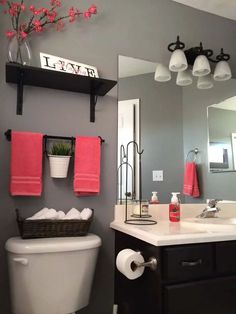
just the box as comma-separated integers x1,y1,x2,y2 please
5,234,101,314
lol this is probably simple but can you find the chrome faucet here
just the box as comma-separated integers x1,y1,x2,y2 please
197,199,221,218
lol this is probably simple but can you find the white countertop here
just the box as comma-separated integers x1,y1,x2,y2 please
110,204,236,246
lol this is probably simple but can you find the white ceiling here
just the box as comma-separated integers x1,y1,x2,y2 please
172,0,236,21
119,56,157,78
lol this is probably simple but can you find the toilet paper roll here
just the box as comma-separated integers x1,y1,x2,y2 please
116,249,145,280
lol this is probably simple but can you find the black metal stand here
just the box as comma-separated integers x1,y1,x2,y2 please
117,144,135,204
118,141,157,225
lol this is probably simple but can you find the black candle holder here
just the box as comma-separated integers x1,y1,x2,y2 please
118,141,157,225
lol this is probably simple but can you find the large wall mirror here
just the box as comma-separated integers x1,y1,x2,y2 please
208,99,236,172
118,55,236,204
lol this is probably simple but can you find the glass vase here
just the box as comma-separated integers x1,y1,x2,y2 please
8,36,32,66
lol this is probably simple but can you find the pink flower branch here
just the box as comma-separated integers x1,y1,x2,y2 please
1,1,97,39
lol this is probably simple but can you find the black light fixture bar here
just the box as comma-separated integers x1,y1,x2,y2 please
215,48,230,62
168,36,231,65
168,35,185,52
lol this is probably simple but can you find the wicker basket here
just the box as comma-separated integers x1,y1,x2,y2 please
16,209,94,239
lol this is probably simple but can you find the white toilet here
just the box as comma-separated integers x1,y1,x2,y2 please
5,234,102,314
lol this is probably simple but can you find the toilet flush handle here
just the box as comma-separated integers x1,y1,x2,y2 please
13,258,28,265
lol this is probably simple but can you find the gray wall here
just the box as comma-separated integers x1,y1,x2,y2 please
119,74,184,203
183,80,236,202
1,0,236,313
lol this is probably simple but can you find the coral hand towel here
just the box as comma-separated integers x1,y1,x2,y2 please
183,162,200,198
10,131,43,196
74,136,101,196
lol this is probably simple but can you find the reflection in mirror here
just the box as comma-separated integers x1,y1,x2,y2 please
117,99,140,202
208,98,236,172
118,55,236,203
118,55,184,204
117,56,157,202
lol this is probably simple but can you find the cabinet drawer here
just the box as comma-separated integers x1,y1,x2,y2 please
162,244,213,282
164,276,236,314
216,241,236,275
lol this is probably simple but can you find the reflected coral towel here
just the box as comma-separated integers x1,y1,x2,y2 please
10,131,43,196
73,136,101,196
183,162,200,198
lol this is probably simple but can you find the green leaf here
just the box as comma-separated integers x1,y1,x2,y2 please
50,142,71,156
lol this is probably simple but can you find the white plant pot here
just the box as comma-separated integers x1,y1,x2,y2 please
48,155,71,178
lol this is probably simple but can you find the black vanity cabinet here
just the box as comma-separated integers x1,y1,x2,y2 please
114,231,236,314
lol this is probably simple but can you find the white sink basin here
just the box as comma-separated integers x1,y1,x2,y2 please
189,217,236,225
182,217,236,232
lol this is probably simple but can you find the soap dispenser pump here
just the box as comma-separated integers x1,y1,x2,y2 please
169,192,180,222
150,191,159,204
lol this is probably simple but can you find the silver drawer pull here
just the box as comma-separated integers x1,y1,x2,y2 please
181,259,202,267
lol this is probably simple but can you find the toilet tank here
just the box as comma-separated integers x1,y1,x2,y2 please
5,235,102,314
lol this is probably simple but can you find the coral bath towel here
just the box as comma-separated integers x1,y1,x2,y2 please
183,162,200,198
10,131,43,196
74,136,101,196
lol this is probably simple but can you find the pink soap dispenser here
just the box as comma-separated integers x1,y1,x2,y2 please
169,192,180,222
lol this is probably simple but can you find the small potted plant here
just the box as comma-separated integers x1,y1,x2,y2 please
48,142,72,178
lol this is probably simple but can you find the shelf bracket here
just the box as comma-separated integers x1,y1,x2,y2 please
90,94,98,123
16,68,24,115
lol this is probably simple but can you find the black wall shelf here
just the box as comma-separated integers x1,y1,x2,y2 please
5,62,117,122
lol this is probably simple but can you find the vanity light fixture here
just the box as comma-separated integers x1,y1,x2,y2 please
168,37,188,72
197,74,214,90
192,55,211,77
176,69,193,86
154,63,171,82
155,36,232,89
214,60,232,81
213,49,232,81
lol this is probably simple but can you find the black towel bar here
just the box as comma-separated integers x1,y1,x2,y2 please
4,129,105,144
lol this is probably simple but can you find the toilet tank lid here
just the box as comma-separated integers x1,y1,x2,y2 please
5,234,102,254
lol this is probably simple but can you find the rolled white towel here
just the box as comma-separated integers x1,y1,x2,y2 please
42,208,58,220
27,207,49,220
80,208,93,220
57,210,66,219
63,208,81,220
